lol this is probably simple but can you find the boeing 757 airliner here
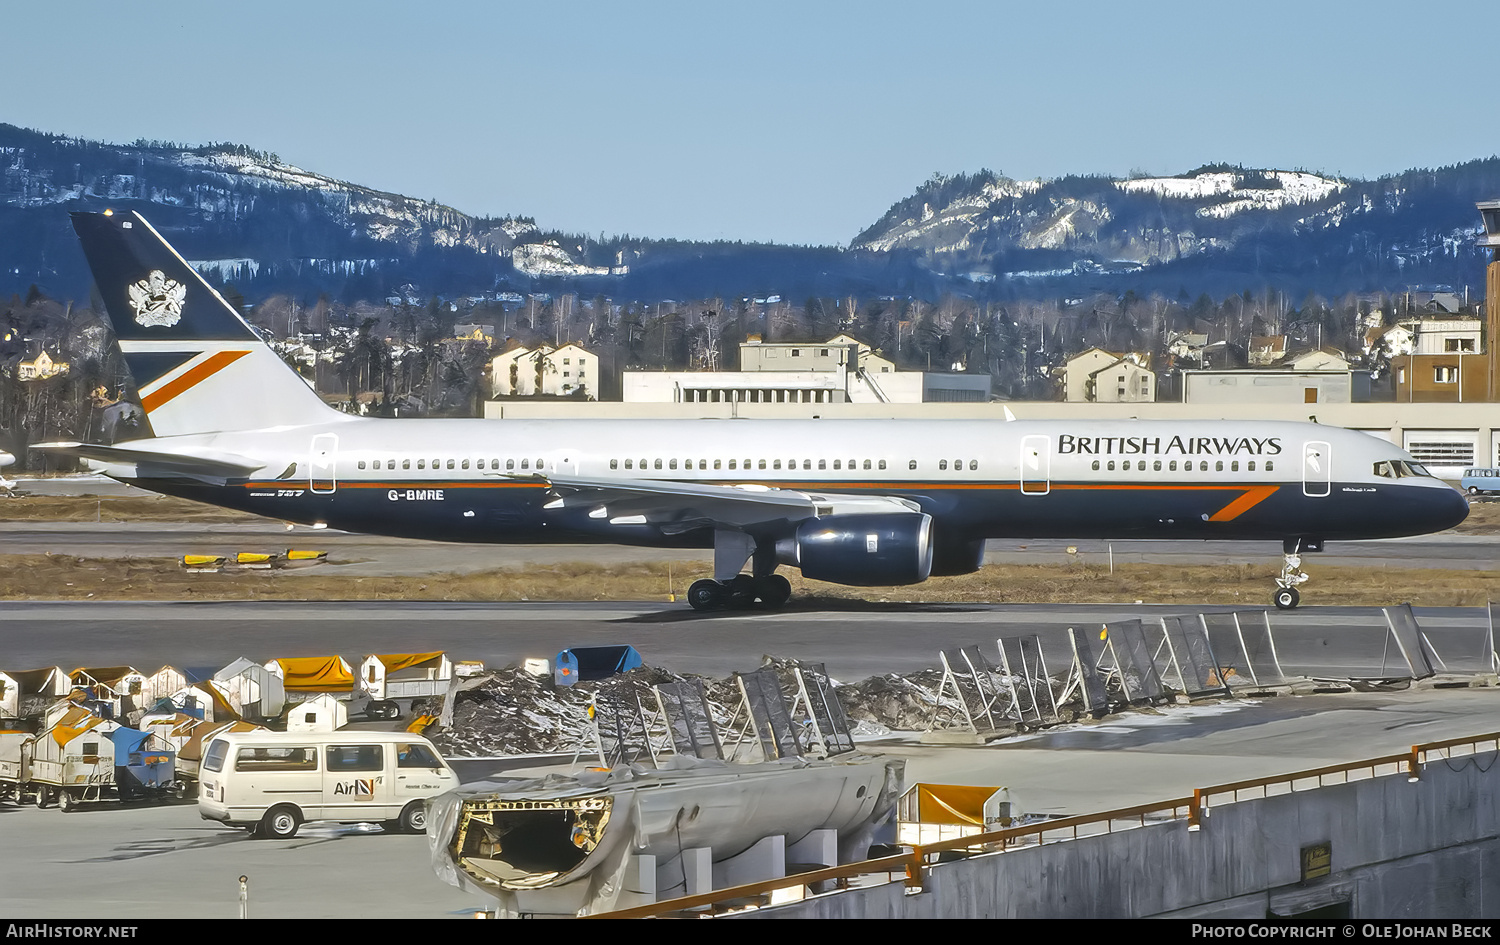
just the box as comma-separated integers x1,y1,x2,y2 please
40,210,1469,611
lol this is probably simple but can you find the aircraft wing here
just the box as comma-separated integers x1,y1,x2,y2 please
33,441,266,484
520,474,922,534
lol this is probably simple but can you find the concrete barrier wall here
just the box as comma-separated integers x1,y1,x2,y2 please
739,751,1500,919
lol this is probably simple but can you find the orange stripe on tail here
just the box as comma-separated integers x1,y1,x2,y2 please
140,351,250,414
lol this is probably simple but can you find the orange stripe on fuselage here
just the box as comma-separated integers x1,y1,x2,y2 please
141,351,250,414
236,478,1282,521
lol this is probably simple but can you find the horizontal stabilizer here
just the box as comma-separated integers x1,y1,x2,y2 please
34,441,265,482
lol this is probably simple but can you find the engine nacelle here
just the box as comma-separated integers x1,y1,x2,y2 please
791,513,934,586
931,535,986,576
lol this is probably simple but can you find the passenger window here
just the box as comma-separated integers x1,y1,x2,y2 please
1138,461,1145,471
863,460,871,470
521,459,529,470
1108,460,1115,471
402,459,411,470
700,460,707,470
1266,461,1274,472
1170,461,1177,471
1092,461,1100,471
462,460,470,469
820,460,828,470
833,460,841,470
1249,461,1256,471
670,459,678,470
610,459,618,469
397,743,442,769
1153,461,1161,471
418,459,427,470
447,459,455,470
879,460,887,470
506,459,515,470
759,460,767,470
326,745,382,772
714,459,721,470
1231,461,1239,472
773,460,781,470
939,460,948,471
655,459,663,470
804,460,812,470
358,461,366,470
235,746,317,772
729,460,737,470
908,460,917,470
969,461,977,471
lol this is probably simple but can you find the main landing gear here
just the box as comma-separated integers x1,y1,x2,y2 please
687,574,792,612
1273,539,1319,610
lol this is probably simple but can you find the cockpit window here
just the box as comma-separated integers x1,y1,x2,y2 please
1375,461,1433,479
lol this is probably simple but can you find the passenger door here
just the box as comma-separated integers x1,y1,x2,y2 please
1020,435,1050,495
323,744,386,819
1302,440,1331,497
309,433,338,494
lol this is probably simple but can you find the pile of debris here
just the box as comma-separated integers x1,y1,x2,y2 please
421,658,1015,757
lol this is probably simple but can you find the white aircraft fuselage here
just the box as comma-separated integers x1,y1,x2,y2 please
49,209,1469,610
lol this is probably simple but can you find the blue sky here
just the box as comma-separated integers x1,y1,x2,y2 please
7,1,1497,245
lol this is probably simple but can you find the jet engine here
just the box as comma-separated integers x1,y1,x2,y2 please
931,535,986,576
787,512,933,586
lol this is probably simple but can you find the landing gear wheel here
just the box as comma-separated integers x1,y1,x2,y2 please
398,801,427,834
1273,586,1300,610
726,574,756,607
259,805,301,839
687,579,724,612
755,574,792,608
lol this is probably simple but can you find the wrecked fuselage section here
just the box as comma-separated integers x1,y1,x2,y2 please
430,753,903,917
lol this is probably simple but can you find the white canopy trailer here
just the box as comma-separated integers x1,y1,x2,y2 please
139,667,189,712
42,690,119,730
357,653,456,720
69,667,147,714
164,683,239,724
0,673,18,721
285,694,347,733
0,731,35,801
4,668,71,722
213,658,285,721
29,706,120,811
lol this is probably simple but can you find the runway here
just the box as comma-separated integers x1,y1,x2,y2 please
4,519,1499,576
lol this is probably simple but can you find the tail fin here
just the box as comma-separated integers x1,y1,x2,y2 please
71,210,338,437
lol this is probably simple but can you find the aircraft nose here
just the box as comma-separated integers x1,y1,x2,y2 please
1442,486,1471,531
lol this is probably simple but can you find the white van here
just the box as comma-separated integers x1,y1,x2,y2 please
198,730,458,838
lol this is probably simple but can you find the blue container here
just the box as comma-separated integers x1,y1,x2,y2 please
554,646,643,687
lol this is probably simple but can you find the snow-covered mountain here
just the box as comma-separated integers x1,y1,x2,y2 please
851,162,1499,293
3,122,1498,303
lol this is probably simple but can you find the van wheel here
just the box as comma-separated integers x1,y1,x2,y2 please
398,801,427,834
260,805,302,839
1470,486,1480,495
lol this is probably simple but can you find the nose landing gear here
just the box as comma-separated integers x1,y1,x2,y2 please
1273,539,1320,609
